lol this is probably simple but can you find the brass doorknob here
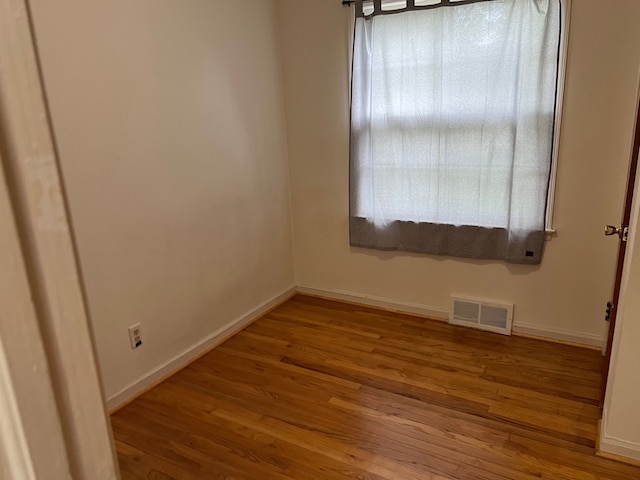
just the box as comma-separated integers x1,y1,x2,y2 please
604,225,620,236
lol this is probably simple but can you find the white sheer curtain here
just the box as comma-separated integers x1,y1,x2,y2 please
350,0,561,264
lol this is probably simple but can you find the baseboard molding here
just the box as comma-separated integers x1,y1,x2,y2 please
511,321,604,348
597,447,640,467
598,409,640,465
599,435,640,464
106,285,605,411
106,286,297,412
296,286,449,320
296,286,604,349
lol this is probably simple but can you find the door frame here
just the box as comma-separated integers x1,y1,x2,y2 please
601,86,640,401
0,149,71,480
0,0,119,477
599,75,640,460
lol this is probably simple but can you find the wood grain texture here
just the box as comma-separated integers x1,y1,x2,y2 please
113,294,640,479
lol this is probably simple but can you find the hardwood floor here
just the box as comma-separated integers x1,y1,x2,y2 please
112,295,640,479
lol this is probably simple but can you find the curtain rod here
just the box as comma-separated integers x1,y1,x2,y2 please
340,1,501,7
342,1,497,15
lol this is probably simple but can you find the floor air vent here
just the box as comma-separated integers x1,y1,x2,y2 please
449,296,513,335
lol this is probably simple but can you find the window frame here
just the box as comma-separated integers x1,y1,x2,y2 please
347,0,572,238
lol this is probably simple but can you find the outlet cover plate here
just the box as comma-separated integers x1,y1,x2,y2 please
128,323,142,349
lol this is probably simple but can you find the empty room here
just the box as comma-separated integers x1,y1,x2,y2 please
3,0,640,478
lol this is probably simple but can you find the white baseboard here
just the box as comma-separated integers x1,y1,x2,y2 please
600,409,640,462
295,286,604,348
511,321,604,348
106,286,296,411
296,286,449,320
600,435,640,462
107,285,605,410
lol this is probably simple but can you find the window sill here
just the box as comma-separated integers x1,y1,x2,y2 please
545,228,557,241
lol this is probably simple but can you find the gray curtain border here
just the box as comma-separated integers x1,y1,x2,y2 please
350,217,546,265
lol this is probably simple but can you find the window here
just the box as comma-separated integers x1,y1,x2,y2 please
349,0,566,264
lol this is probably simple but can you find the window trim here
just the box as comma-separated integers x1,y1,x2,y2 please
546,0,571,235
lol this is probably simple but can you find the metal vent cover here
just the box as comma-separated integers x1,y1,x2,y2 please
449,295,513,335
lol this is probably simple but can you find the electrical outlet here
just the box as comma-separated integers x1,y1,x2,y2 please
128,323,142,349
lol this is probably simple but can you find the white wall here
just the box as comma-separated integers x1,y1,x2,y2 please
27,0,640,412
602,142,640,460
277,0,640,345
29,0,294,403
